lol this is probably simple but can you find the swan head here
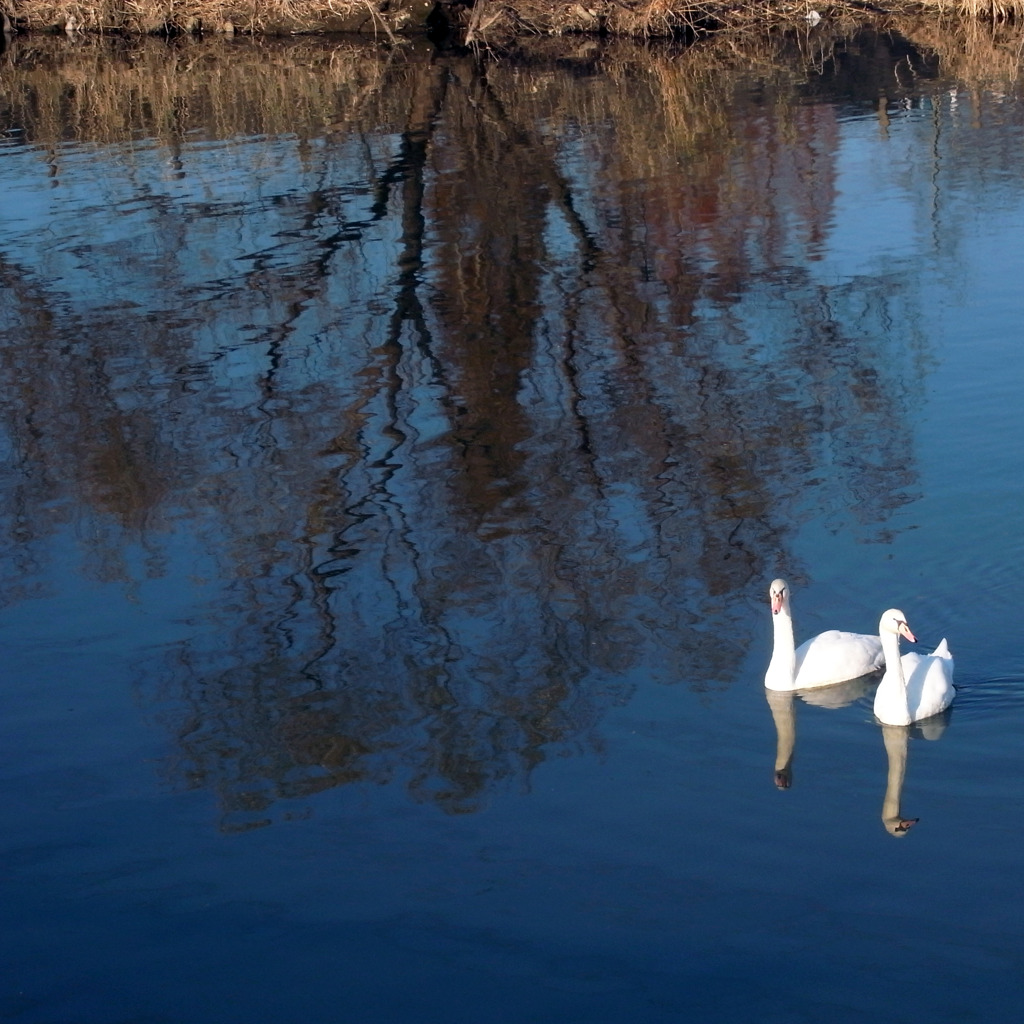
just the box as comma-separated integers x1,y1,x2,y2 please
769,578,789,615
883,814,919,837
879,608,916,644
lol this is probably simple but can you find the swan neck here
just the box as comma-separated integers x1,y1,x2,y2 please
766,600,797,686
876,630,910,719
880,631,906,685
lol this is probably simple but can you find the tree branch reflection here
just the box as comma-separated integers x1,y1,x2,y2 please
2,29,1001,827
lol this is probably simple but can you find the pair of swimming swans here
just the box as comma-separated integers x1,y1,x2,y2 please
765,578,956,726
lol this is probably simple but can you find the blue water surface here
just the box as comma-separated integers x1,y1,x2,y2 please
2,30,1024,1024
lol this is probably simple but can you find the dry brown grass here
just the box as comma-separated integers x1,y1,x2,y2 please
5,0,1024,37
461,0,910,42
4,0,435,34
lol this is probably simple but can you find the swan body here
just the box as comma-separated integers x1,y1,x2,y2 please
764,578,885,691
873,609,955,726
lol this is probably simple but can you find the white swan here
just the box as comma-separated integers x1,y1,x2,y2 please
764,578,884,691
873,609,955,726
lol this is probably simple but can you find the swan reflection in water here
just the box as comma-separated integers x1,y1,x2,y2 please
879,715,950,836
765,675,877,789
765,681,950,836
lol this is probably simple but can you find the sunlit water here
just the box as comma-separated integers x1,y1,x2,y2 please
2,28,1024,1023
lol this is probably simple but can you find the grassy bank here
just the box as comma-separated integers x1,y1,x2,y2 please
3,0,1023,40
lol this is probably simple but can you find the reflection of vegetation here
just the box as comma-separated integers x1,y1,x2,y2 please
0,34,416,143
2,29,1006,827
890,14,1024,88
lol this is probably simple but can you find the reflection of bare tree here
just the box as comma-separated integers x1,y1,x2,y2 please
1,30,994,826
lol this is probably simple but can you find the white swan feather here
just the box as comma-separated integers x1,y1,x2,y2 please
764,578,884,691
873,609,955,726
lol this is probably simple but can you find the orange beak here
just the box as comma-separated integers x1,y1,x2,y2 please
898,620,917,644
771,591,784,615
